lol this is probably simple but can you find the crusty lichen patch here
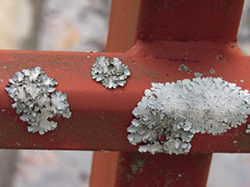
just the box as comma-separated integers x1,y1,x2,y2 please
91,56,131,89
6,67,72,135
178,64,189,72
127,77,250,155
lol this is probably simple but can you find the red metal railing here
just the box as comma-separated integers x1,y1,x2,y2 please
0,0,248,186
91,0,248,186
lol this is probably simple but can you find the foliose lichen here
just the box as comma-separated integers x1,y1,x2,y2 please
127,77,250,155
91,56,131,89
6,67,72,135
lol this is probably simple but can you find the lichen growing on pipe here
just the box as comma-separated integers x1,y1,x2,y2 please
91,56,131,89
6,67,72,135
128,77,250,155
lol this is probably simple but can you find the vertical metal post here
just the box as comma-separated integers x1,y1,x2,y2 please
91,152,212,187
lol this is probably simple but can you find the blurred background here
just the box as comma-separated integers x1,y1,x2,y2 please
0,0,249,186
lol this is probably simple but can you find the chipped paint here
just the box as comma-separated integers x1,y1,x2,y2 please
91,56,131,89
6,67,72,135
128,77,250,155
217,55,225,61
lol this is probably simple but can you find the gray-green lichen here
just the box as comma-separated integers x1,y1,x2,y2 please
210,69,216,74
91,56,131,89
194,72,203,77
128,77,250,155
6,67,72,135
178,64,189,72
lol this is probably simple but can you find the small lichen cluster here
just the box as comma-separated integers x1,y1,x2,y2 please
6,67,72,135
194,72,203,77
128,77,250,155
178,64,189,72
246,123,250,134
91,56,131,89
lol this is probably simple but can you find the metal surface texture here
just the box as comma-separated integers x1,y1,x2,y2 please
90,0,247,187
91,152,212,187
0,41,249,152
0,0,247,153
137,0,243,42
0,0,248,186
106,0,244,51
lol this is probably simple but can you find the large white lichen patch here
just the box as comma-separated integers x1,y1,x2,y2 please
127,77,250,155
6,67,72,135
91,56,131,89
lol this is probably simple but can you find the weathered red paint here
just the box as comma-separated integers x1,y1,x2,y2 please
90,40,250,186
107,0,244,51
0,0,247,186
90,152,119,187
137,0,244,42
106,0,141,52
91,152,212,187
91,0,246,187
115,153,212,187
0,36,249,152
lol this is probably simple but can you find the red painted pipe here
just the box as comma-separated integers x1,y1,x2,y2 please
91,0,245,186
0,0,247,186
0,40,249,152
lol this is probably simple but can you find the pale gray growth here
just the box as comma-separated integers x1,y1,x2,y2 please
210,69,216,74
6,67,72,135
194,72,203,77
91,56,131,89
178,64,189,72
128,77,250,155
246,124,250,134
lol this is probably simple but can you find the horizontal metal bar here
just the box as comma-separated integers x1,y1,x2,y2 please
0,40,249,153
